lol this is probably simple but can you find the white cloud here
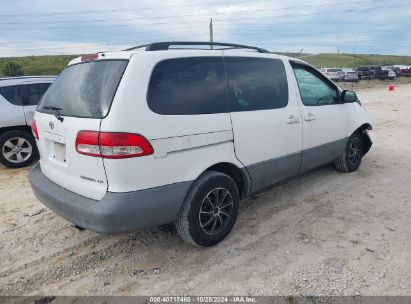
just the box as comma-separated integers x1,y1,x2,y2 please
0,0,409,56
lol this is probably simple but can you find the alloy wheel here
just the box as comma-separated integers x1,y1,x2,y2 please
348,137,361,167
199,187,234,235
2,137,33,164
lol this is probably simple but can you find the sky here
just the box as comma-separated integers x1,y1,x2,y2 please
0,0,410,57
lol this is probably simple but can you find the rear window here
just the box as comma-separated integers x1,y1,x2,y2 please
225,57,288,111
147,57,228,115
38,60,128,118
328,68,341,72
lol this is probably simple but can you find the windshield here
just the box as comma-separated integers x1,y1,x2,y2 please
38,60,128,118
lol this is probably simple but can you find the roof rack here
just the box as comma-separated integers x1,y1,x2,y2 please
0,75,56,81
124,41,269,53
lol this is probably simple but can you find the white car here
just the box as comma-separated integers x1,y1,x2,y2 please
28,42,373,247
341,68,359,82
0,76,55,168
320,68,343,81
382,68,396,80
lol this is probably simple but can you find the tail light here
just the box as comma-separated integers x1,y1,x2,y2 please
31,119,39,140
75,131,153,159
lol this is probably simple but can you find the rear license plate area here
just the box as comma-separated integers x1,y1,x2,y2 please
44,132,67,164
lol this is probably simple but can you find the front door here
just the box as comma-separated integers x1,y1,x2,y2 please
291,63,348,172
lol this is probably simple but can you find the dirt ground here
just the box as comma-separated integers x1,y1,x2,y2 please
0,80,410,296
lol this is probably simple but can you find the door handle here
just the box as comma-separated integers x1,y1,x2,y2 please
303,113,316,121
286,115,300,124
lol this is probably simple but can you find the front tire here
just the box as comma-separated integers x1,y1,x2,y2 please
0,130,38,168
175,171,239,247
334,132,363,173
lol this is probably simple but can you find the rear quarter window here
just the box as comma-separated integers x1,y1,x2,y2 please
24,83,52,105
147,57,228,115
225,57,288,112
0,85,23,105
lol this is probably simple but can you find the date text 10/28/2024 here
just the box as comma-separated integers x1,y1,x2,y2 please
149,296,257,303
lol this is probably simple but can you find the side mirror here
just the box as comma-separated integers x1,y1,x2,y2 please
341,90,358,103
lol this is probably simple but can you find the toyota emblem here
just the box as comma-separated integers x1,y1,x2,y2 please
49,121,54,129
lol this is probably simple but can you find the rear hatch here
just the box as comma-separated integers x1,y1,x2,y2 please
35,58,128,200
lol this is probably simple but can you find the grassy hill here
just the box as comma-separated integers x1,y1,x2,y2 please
0,55,78,77
1,52,411,77
300,53,411,68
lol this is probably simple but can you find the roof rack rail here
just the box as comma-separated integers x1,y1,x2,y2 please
0,75,57,81
124,41,269,53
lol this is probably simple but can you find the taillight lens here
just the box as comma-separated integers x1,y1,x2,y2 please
31,119,39,140
75,131,153,159
75,131,100,157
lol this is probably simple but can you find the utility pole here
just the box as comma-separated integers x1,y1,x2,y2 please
353,36,357,67
352,36,357,90
337,49,340,68
209,18,213,49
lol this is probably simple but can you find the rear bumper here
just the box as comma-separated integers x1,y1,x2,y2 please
28,163,192,233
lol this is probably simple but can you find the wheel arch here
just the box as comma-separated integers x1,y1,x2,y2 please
355,123,373,155
0,126,32,137
202,162,251,199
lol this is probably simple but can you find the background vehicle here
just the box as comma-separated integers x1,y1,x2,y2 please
369,65,389,80
28,42,373,247
0,76,55,168
382,67,396,80
341,68,359,82
320,68,343,81
384,66,401,76
355,66,375,79
400,66,411,76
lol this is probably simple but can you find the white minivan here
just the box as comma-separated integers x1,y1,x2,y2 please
29,42,373,247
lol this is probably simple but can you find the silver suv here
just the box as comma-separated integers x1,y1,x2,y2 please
0,76,55,168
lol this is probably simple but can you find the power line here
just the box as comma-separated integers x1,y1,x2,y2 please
1,1,401,29
0,0,382,18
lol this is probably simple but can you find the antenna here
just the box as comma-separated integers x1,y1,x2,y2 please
209,18,214,50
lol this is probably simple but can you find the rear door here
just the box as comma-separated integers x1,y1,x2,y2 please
35,59,128,200
291,62,348,172
0,85,25,127
224,53,303,193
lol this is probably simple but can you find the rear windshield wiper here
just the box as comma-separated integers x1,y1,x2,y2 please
45,106,64,122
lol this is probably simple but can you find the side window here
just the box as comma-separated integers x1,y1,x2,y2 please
292,66,339,106
0,85,23,106
147,57,228,115
24,83,51,106
225,57,288,112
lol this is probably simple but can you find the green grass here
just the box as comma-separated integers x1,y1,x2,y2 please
0,55,78,77
1,52,411,77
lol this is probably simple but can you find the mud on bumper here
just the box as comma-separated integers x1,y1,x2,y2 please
28,163,191,234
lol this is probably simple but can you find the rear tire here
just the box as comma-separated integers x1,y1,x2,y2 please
0,130,38,168
334,132,363,173
175,171,239,247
